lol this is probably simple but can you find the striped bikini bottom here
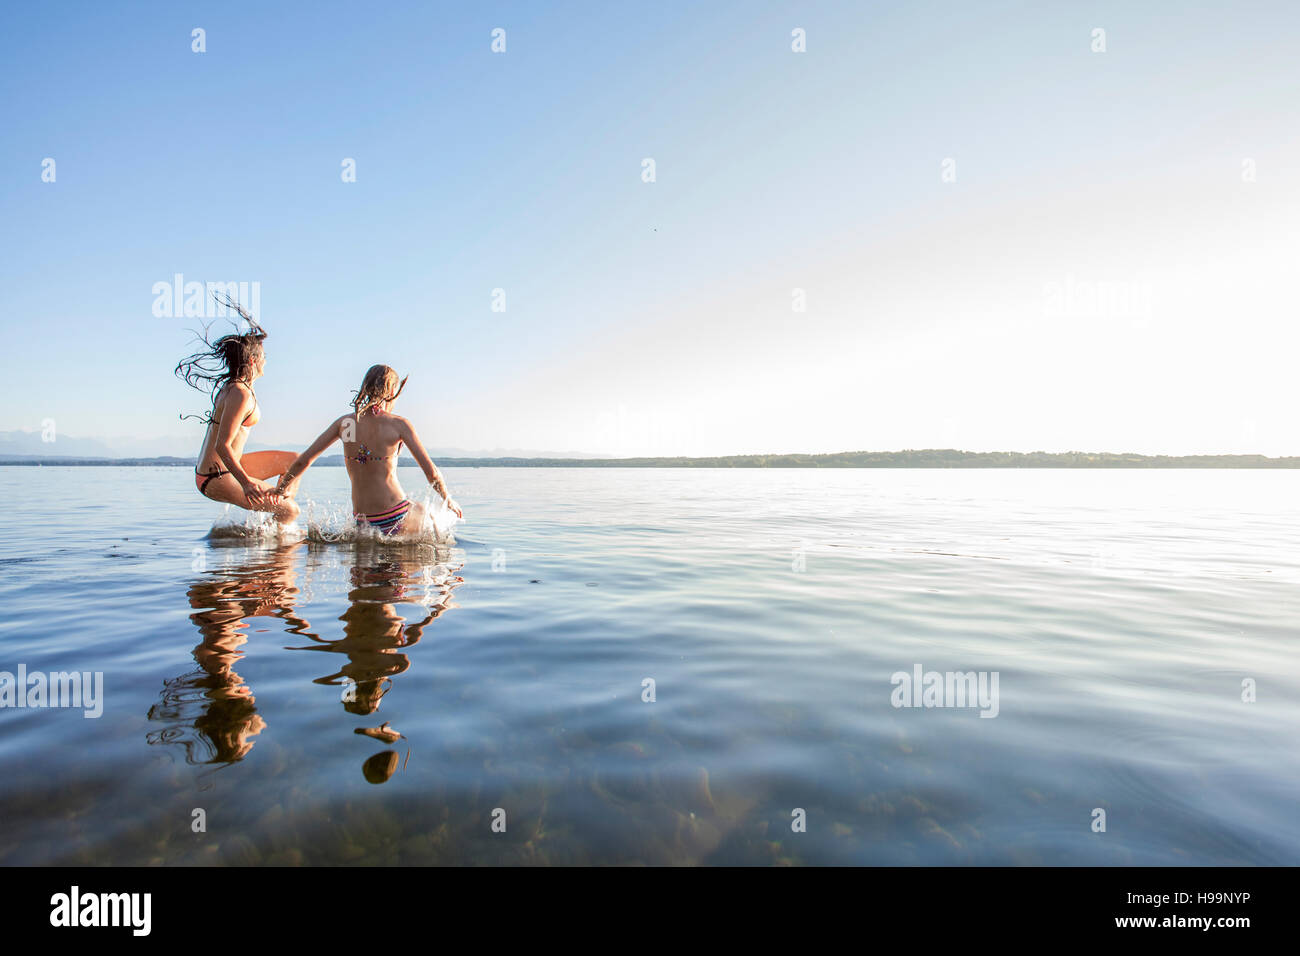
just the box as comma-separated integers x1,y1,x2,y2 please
357,499,413,536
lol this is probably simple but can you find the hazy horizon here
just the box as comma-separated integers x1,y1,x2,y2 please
4,2,1298,457
2,425,1296,463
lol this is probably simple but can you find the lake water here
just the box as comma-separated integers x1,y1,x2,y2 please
0,466,1296,865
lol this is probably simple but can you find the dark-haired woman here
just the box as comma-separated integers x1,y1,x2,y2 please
177,308,300,525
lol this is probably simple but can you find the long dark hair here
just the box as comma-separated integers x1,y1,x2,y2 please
175,293,267,423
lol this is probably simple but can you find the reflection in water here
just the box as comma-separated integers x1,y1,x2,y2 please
149,539,462,785
147,543,308,767
287,545,462,783
7,468,1290,865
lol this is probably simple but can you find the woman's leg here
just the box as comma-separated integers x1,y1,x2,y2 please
401,500,427,536
240,450,300,481
197,471,300,525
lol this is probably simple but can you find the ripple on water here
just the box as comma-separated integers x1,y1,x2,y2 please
1,467,1298,865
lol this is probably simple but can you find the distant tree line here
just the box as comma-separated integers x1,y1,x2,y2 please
6,450,1299,468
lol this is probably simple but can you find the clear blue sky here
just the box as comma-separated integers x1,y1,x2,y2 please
2,1,1298,456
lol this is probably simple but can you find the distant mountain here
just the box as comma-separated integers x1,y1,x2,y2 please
0,430,119,458
0,430,194,458
0,430,601,461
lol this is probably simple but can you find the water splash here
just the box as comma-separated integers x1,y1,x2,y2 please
207,506,305,542
205,485,458,546
300,486,459,546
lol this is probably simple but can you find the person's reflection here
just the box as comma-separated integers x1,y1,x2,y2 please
147,542,308,767
288,546,461,783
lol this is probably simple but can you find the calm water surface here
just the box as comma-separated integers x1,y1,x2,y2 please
0,466,1296,865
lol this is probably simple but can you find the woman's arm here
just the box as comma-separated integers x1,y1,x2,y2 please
396,417,462,517
277,417,347,498
213,386,271,505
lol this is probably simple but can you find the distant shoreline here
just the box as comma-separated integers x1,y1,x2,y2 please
3,451,1299,468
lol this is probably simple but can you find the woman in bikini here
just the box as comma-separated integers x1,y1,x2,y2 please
275,364,461,536
176,302,300,525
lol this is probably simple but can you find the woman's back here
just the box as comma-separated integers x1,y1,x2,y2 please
342,410,408,513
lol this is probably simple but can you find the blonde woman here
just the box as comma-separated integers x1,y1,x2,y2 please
276,365,461,536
